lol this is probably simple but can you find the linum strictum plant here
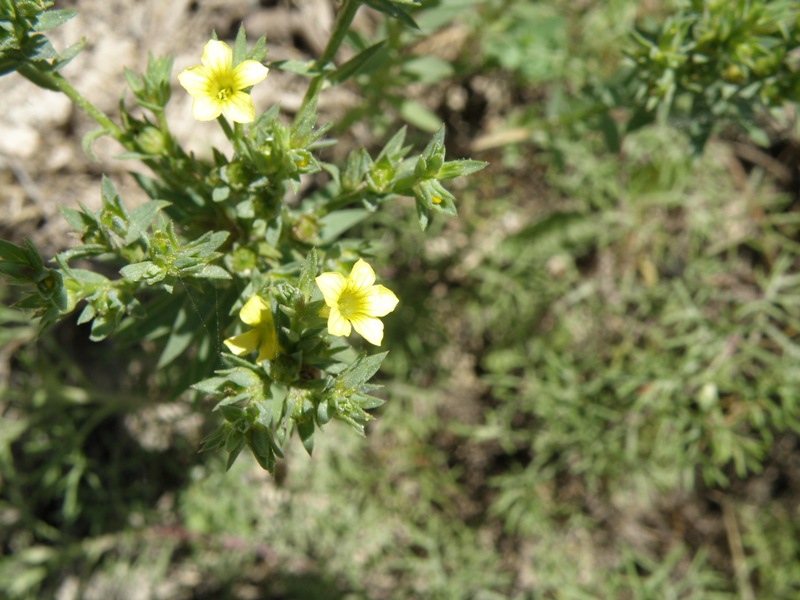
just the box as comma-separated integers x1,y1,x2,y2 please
0,0,486,472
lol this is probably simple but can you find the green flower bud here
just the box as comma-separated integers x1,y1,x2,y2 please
723,64,745,83
224,162,249,188
231,246,258,273
136,126,167,155
366,157,395,193
291,214,318,243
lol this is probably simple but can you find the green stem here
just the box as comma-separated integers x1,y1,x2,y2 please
154,109,178,155
18,65,125,142
299,0,362,113
218,116,249,157
217,115,235,141
320,185,367,214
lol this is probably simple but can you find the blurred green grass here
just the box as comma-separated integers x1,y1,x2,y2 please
3,0,800,598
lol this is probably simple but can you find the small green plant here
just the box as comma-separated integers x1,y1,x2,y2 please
470,0,799,160
0,0,485,474
627,0,800,150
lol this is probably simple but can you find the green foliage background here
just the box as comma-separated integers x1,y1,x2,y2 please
3,0,800,598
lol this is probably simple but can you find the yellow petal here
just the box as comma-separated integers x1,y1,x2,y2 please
223,328,260,355
316,272,347,307
222,91,256,123
327,306,352,337
350,315,384,346
348,259,376,291
177,65,211,97
364,285,399,317
239,295,271,327
201,40,233,75
234,60,269,89
191,95,223,121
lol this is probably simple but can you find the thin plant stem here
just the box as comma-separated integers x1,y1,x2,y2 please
154,109,178,155
18,65,125,142
299,0,362,113
217,116,249,157
217,114,235,141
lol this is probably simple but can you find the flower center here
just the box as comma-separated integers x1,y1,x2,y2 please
337,288,362,319
216,86,233,101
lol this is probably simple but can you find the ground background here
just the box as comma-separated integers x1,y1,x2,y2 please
2,1,800,599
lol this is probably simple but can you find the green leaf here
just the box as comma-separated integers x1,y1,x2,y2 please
75,301,95,326
292,93,319,146
399,99,441,132
124,66,143,94
436,159,488,180
317,209,370,243
416,197,430,230
60,206,91,234
126,200,170,244
342,148,372,191
227,367,262,389
251,445,275,472
23,238,44,270
274,59,320,76
328,40,386,85
340,351,389,393
246,35,268,63
225,439,244,471
212,186,230,202
195,230,230,256
64,267,108,285
199,424,227,452
364,0,419,28
0,239,30,265
220,405,247,423
403,55,454,84
247,424,273,457
34,9,77,32
297,415,315,455
299,247,318,300
377,126,408,161
56,244,107,262
52,39,85,71
100,176,128,219
352,393,386,410
157,303,193,368
192,376,227,395
81,127,107,162
317,399,333,424
195,264,231,280
232,24,247,66
421,125,446,168
119,261,158,283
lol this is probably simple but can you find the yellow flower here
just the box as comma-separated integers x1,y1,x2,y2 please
223,295,278,361
315,259,399,346
177,39,269,123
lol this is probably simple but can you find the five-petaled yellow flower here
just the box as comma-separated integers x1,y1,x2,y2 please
178,39,269,123
223,295,278,361
316,259,399,346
